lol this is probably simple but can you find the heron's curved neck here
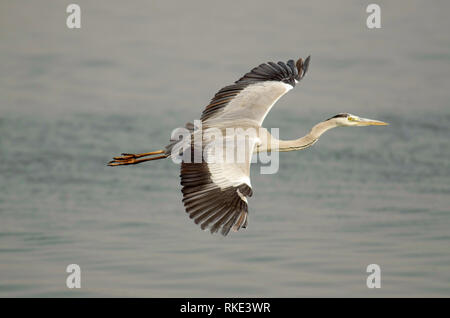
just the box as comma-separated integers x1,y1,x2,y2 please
276,120,337,152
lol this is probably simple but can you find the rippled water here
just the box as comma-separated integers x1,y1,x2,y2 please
1,1,449,297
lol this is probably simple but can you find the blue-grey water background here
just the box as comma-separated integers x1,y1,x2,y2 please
1,1,449,297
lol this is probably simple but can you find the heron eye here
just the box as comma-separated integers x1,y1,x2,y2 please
348,116,354,121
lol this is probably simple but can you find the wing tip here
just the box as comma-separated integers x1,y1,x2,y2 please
296,55,311,80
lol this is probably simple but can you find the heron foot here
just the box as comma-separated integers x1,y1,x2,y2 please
108,154,139,166
108,150,168,166
113,153,137,160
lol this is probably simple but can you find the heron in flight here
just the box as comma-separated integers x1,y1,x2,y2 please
108,56,387,236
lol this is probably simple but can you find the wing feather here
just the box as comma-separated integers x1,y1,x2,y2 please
201,56,310,124
178,56,311,235
180,136,256,235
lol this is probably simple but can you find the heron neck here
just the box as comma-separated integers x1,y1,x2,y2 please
277,120,337,152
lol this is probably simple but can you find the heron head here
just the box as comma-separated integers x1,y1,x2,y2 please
328,113,388,127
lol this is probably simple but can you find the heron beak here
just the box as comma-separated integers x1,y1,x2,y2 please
357,117,388,126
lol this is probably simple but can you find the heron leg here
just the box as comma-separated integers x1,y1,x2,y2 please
113,150,165,160
108,150,167,166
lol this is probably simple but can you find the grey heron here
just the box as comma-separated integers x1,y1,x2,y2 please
108,56,387,236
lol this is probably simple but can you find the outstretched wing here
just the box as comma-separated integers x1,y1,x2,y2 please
180,57,311,235
181,135,257,236
201,56,310,126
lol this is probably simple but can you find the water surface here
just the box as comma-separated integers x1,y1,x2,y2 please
0,1,449,297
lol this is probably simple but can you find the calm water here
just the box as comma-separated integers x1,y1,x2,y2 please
1,1,449,297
